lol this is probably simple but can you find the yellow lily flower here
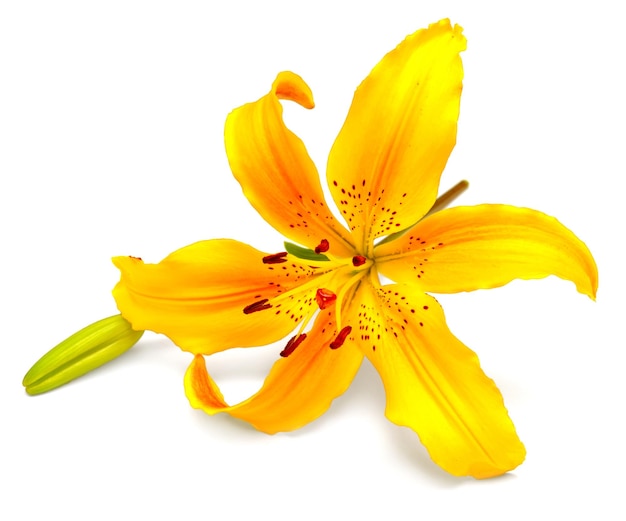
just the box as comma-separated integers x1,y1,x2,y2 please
111,19,597,478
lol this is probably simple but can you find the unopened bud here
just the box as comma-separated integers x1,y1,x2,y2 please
23,314,143,395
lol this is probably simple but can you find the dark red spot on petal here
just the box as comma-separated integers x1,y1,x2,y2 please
330,326,352,349
280,333,307,357
263,252,288,264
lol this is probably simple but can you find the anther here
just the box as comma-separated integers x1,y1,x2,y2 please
330,326,352,349
243,299,272,314
315,239,330,254
280,333,307,357
263,252,288,264
352,255,367,267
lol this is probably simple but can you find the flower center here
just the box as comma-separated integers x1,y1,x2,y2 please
243,238,375,358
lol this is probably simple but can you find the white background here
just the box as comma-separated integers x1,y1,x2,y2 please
1,1,624,519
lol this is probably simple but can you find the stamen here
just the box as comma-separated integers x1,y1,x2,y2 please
316,288,337,309
352,255,367,267
315,239,330,254
263,252,288,264
243,299,272,314
280,333,307,357
330,326,352,349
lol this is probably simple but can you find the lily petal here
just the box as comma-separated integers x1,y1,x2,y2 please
112,239,326,354
351,281,525,478
185,308,363,433
225,71,355,258
376,204,598,298
327,19,466,252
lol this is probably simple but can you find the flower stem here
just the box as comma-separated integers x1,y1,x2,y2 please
424,179,469,218
375,180,469,247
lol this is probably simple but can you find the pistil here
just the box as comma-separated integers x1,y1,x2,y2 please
316,288,337,309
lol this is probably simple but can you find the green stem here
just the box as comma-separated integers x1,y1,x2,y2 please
423,179,469,218
376,180,469,247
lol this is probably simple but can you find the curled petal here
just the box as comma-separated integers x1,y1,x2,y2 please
185,309,363,433
350,281,526,478
376,204,598,298
225,71,354,257
112,239,323,354
327,19,466,251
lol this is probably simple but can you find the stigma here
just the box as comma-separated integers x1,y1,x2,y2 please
316,288,337,309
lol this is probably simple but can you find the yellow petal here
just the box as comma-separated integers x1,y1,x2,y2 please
225,71,355,258
376,204,598,298
326,19,466,252
184,308,363,433
351,281,525,478
112,239,326,354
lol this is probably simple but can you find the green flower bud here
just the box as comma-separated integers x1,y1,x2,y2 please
23,314,144,395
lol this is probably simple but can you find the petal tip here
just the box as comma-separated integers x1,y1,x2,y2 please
425,18,467,51
272,71,314,109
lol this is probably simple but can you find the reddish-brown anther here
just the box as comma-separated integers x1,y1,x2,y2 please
280,333,307,357
316,288,337,309
243,298,272,314
315,239,330,254
330,326,352,349
262,252,288,264
352,255,367,267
